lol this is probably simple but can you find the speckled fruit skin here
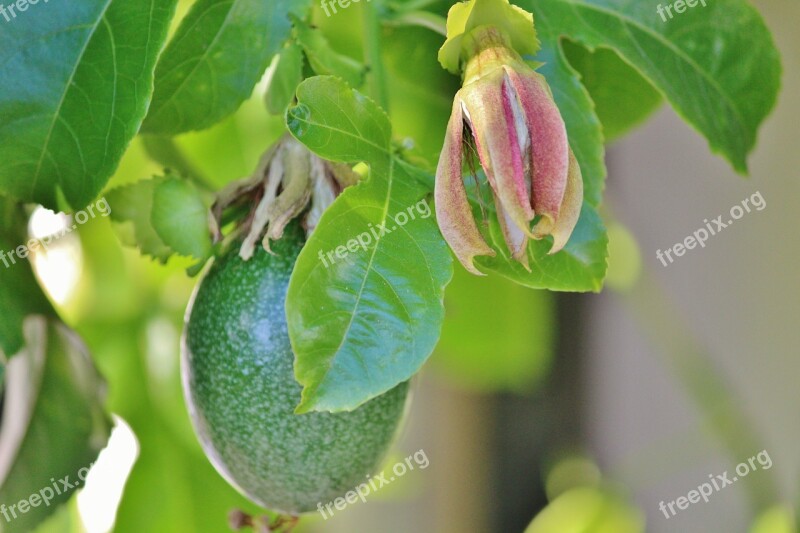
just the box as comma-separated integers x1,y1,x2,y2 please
181,223,409,514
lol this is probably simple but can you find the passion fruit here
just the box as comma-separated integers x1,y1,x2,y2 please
182,223,409,514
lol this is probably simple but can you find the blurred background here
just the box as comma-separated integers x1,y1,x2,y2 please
11,0,798,532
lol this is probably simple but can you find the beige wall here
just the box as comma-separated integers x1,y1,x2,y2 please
587,1,800,531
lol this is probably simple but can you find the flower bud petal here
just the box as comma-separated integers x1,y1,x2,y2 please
461,69,535,237
542,148,583,254
506,68,569,227
495,194,530,270
435,96,495,274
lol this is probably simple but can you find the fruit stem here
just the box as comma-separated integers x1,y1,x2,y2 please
227,509,300,533
228,509,254,530
270,515,300,532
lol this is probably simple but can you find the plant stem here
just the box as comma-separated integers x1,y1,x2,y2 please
362,0,389,111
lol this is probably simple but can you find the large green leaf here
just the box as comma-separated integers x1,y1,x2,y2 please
142,0,311,135
286,76,453,413
0,0,178,210
0,317,111,533
523,0,781,174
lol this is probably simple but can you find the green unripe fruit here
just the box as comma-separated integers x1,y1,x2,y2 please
182,223,409,514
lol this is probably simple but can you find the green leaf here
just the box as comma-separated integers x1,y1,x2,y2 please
604,220,642,291
151,180,212,259
0,251,54,357
561,41,663,142
478,203,608,292
105,178,173,262
523,0,781,173
0,0,178,210
287,78,393,163
292,16,365,88
286,76,453,413
264,43,305,115
142,0,311,135
0,317,111,533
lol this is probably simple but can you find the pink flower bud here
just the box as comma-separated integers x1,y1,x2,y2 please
435,26,583,274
